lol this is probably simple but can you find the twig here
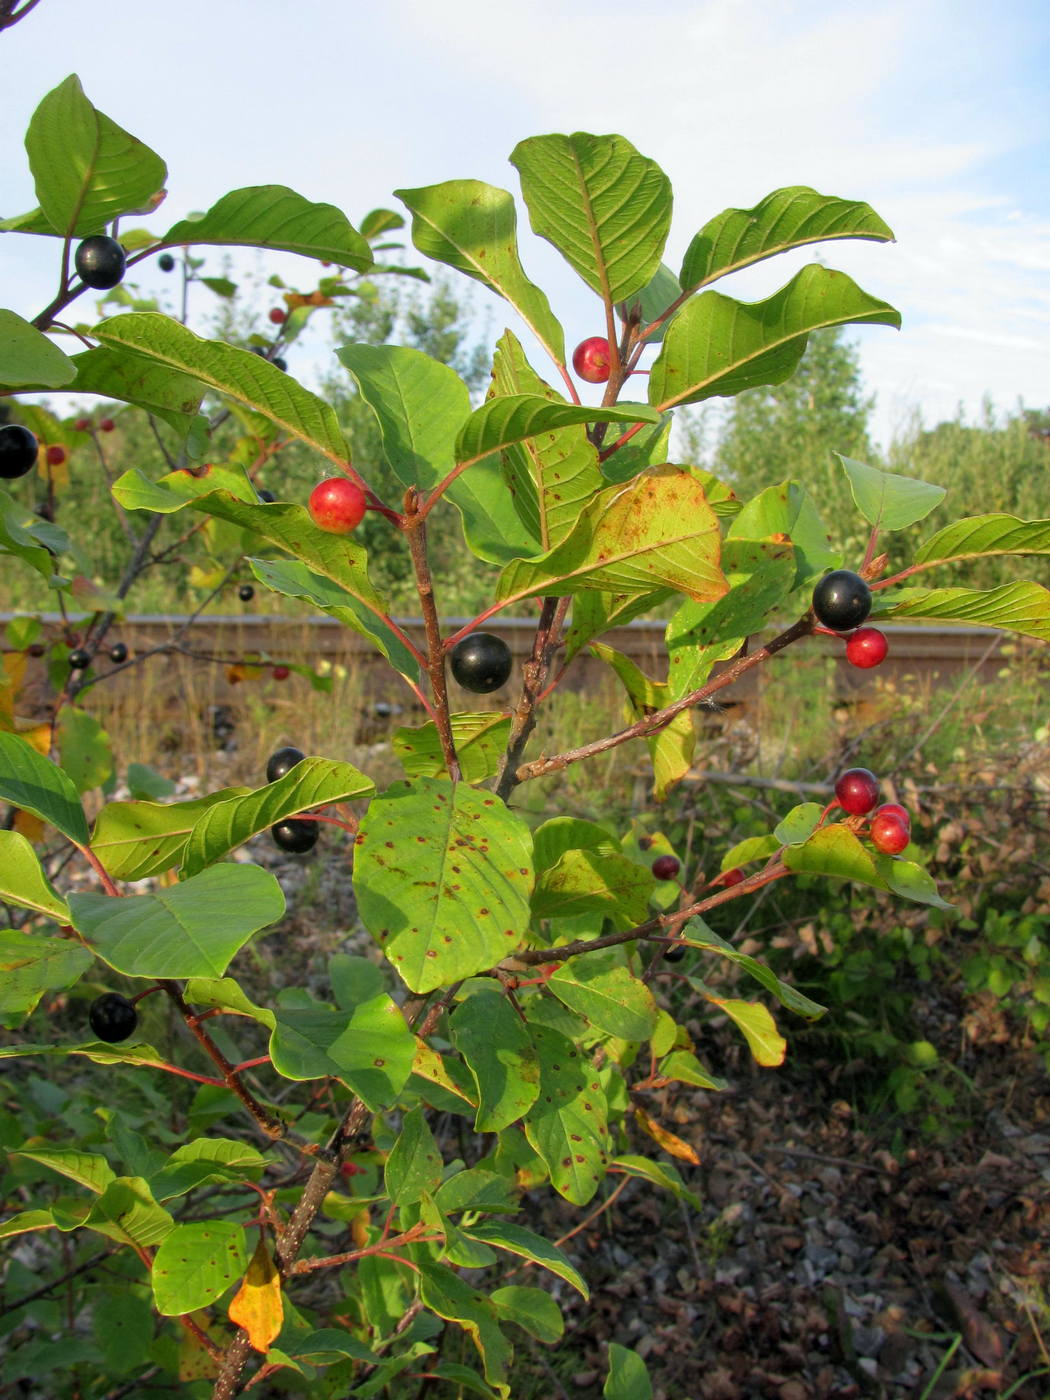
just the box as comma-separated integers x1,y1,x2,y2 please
404,489,459,780
494,595,570,801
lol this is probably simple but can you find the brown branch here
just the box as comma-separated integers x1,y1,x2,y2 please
161,981,286,1140
494,595,570,801
404,489,460,780
513,616,813,785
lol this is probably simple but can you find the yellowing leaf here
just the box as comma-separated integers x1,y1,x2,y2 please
13,809,46,843
227,1237,283,1353
633,1107,700,1165
708,997,786,1066
178,1314,222,1380
16,723,52,756
225,664,262,685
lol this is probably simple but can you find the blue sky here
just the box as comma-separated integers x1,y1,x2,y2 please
2,0,1048,447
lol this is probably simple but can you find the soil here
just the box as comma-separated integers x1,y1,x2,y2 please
518,1033,1050,1400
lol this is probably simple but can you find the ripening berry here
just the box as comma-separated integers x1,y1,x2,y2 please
845,627,888,669
572,337,612,383
834,767,880,816
651,854,680,881
870,811,910,855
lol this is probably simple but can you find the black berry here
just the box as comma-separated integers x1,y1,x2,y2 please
74,235,127,291
238,584,255,602
0,424,38,480
257,489,276,503
109,642,128,664
664,941,687,963
449,633,513,694
272,356,288,372
651,855,681,881
68,648,91,670
158,252,176,272
811,570,872,631
266,746,305,782
271,818,318,853
89,992,138,1043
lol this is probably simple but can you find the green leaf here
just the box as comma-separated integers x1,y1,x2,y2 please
151,1138,267,1202
269,992,413,1109
834,454,945,530
285,1328,379,1364
70,863,284,979
455,394,658,470
52,346,205,436
611,1155,701,1208
450,991,541,1132
92,1291,155,1376
680,186,894,292
183,977,276,1029
548,956,659,1041
56,706,114,794
523,1022,609,1205
665,548,797,699
781,824,953,910
491,1286,563,1345
329,954,386,1011
161,186,371,269
914,514,1050,568
417,1261,511,1399
721,834,780,870
510,133,672,304
588,642,694,799
354,778,534,994
563,589,673,662
393,713,512,784
682,919,825,1019
336,343,470,488
773,803,824,846
95,316,351,466
650,264,900,410
0,491,61,577
880,856,956,911
496,466,728,607
875,581,1050,642
657,1049,728,1092
0,931,91,1018
0,1209,56,1239
112,469,399,643
151,1221,249,1315
0,831,71,920
337,343,540,565
90,786,250,881
604,1342,653,1400
0,731,88,844
14,1146,116,1193
384,1106,443,1206
125,763,175,801
181,756,373,876
78,1176,174,1249
433,1168,518,1216
25,75,166,237
489,330,603,551
394,179,565,366
249,558,420,681
460,1221,589,1299
0,311,75,388
726,482,839,587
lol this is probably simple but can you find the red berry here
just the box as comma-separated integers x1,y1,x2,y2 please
74,418,91,432
651,854,680,881
870,811,910,855
308,477,367,534
273,665,291,681
269,307,287,325
722,867,745,887
845,627,888,669
834,767,879,816
874,802,910,830
46,444,67,466
572,336,612,384
99,418,115,433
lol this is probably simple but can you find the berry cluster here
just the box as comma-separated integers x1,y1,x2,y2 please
811,569,889,671
833,767,912,854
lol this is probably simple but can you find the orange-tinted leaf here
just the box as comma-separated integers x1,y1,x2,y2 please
633,1107,700,1164
13,809,46,842
227,1237,283,1353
